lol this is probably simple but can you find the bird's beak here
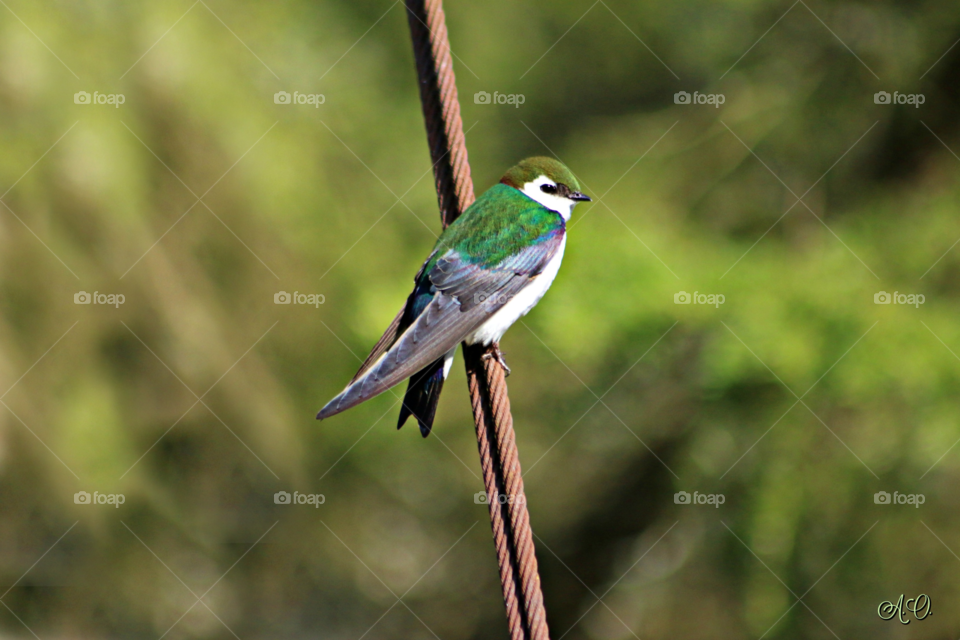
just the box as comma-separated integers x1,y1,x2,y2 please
570,191,591,202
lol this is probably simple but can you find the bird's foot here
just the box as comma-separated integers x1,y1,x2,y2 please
482,343,511,376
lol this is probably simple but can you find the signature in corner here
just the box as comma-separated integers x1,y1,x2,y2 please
878,594,931,624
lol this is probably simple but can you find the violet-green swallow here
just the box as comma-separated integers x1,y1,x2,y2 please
317,157,590,436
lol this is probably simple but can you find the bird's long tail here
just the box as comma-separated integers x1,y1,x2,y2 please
398,349,454,437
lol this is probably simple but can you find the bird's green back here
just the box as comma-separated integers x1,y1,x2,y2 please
430,184,563,269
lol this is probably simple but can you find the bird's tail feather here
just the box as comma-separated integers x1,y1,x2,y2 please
398,352,452,437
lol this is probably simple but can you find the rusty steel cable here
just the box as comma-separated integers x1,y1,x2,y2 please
404,1,551,638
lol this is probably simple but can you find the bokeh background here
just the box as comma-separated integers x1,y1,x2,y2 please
1,0,959,638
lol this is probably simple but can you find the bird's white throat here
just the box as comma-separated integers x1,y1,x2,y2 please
521,176,577,220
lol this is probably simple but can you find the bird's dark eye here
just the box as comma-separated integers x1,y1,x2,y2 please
540,184,557,194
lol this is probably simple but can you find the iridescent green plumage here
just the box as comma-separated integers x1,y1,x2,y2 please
428,183,563,268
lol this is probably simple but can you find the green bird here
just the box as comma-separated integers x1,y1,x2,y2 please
317,157,590,436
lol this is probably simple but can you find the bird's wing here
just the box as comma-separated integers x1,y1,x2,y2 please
317,232,563,419
348,250,439,383
349,307,404,384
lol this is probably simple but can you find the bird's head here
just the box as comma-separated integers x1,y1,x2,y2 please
500,156,591,220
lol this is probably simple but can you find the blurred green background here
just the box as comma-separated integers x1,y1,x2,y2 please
1,0,960,638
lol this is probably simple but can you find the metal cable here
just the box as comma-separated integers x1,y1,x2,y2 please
405,2,550,638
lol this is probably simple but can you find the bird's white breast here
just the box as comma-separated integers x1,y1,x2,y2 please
465,234,566,345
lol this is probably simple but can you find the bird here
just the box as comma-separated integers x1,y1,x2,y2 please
317,156,590,437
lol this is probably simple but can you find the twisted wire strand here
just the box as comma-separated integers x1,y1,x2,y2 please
405,2,550,638
405,0,474,226
466,345,550,640
467,356,525,639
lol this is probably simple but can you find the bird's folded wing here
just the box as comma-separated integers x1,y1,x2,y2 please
317,233,562,419
349,306,404,384
349,250,439,383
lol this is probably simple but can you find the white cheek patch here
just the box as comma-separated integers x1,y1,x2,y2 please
521,175,576,220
